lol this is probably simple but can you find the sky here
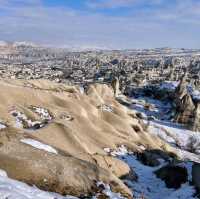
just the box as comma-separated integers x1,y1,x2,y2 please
0,0,200,49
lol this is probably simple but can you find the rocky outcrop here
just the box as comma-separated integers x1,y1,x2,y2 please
174,93,195,125
174,75,200,132
191,103,200,132
0,132,132,198
0,79,178,197
155,164,188,189
175,74,188,101
136,151,160,167
111,76,120,97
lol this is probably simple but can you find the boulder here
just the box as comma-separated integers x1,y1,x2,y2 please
192,163,200,191
137,150,172,167
155,164,188,189
137,151,160,167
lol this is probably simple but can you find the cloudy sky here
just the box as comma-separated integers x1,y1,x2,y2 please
0,0,200,49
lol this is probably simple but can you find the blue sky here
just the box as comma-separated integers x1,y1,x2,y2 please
0,0,200,49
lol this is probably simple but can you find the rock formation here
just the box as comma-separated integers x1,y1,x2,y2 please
191,102,200,132
0,79,177,197
155,164,188,189
173,74,200,132
111,76,120,97
192,163,200,192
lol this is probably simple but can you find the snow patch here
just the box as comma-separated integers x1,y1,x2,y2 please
159,81,179,91
104,145,130,157
11,110,45,129
20,139,58,154
0,122,6,130
0,170,7,177
100,104,113,112
30,106,52,121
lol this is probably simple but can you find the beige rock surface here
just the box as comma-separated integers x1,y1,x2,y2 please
0,79,177,197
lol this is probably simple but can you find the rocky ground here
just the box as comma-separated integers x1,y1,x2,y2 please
0,78,199,199
0,43,200,199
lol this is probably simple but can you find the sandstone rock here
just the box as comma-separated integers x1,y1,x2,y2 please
0,133,132,198
173,74,200,132
191,102,200,132
111,77,120,97
174,93,195,125
92,154,130,178
0,79,181,198
175,74,188,101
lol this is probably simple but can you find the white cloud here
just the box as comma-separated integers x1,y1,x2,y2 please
0,0,199,49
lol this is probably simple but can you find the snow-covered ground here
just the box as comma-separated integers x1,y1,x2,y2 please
122,155,197,199
159,81,200,101
117,92,200,198
131,96,172,120
104,145,197,199
160,81,180,91
131,94,200,162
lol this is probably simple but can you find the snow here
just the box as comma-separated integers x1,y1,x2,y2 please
79,86,84,94
150,120,200,146
11,110,44,129
100,104,113,112
159,81,179,91
159,81,200,101
131,94,200,162
104,145,196,199
0,170,8,178
104,145,130,157
119,155,197,199
0,123,6,130
20,139,58,154
148,120,200,162
105,143,197,199
0,169,78,199
121,94,200,198
191,89,200,100
30,106,52,121
131,97,172,121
